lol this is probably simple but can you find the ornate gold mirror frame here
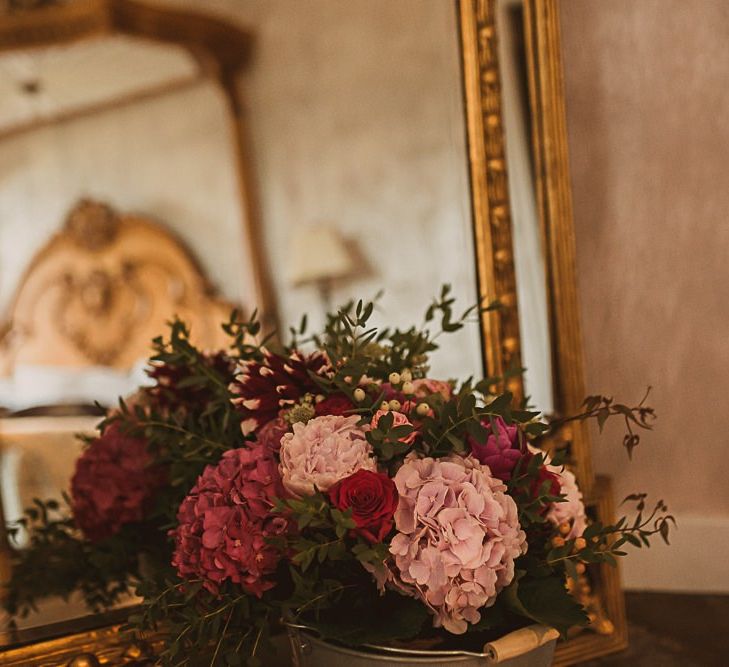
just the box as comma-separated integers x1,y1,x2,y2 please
460,0,628,663
0,1,631,664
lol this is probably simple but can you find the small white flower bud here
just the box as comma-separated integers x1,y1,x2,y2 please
315,394,325,404
380,402,390,412
353,388,366,402
388,399,402,411
388,372,401,385
401,369,413,383
402,381,415,395
344,375,353,384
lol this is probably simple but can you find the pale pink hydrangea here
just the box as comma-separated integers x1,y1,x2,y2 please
528,445,587,539
389,455,527,634
279,415,376,497
546,465,587,539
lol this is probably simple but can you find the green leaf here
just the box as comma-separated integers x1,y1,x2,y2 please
505,576,588,636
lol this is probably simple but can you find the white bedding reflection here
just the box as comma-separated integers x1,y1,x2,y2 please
0,361,149,413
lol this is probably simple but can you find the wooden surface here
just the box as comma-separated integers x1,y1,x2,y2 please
580,592,729,666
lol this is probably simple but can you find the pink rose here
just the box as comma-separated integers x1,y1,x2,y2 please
412,379,452,400
371,410,417,445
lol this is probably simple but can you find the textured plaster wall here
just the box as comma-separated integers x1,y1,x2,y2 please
166,0,481,380
1,0,482,381
560,0,729,588
0,81,257,312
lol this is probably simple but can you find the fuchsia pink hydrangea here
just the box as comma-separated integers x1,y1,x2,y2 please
389,455,527,634
468,417,522,481
170,444,290,596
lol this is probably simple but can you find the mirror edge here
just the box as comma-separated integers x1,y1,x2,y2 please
460,0,629,662
458,0,525,404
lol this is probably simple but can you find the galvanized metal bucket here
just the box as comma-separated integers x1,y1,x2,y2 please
286,623,559,666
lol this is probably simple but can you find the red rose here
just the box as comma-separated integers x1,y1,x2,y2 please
517,453,560,509
328,470,398,543
314,393,355,417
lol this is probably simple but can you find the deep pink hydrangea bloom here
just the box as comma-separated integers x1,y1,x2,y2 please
171,444,290,596
468,417,522,481
71,423,164,542
255,415,290,453
389,455,527,634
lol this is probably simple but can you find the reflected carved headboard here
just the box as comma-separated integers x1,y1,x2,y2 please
0,199,237,376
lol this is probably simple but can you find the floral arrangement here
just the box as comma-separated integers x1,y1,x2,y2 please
3,287,673,665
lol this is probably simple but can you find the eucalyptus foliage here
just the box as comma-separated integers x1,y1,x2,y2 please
1,287,674,665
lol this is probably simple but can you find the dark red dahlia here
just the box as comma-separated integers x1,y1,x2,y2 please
70,423,166,541
146,351,236,412
229,350,330,435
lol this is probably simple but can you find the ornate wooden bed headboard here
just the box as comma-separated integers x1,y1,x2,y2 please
0,199,238,376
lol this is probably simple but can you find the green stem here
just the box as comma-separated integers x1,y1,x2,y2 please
143,421,226,451
209,607,233,666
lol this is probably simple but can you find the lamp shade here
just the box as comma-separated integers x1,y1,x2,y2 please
288,224,356,286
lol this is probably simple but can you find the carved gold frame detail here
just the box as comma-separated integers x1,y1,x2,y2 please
459,0,628,663
0,0,630,664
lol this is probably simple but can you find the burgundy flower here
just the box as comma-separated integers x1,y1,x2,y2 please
522,453,561,505
170,444,291,597
146,351,236,413
229,350,330,435
314,393,355,417
255,415,290,453
328,470,398,543
468,417,522,481
70,423,165,541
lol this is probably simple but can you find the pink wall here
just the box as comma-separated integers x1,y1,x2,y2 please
560,0,729,524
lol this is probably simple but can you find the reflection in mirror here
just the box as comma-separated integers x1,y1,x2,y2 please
0,0,483,645
244,1,482,381
0,33,254,643
497,0,555,414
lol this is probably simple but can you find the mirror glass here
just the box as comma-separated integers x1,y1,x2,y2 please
0,0,557,647
242,1,482,381
0,34,258,642
497,0,555,414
